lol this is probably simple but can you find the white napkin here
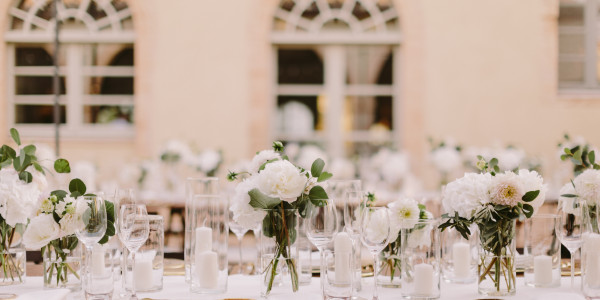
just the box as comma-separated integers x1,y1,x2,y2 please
17,289,70,300
533,292,585,300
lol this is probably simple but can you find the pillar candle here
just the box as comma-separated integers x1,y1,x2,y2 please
414,263,434,295
585,234,600,287
195,227,212,254
91,244,105,277
452,242,471,278
334,232,353,283
134,258,154,291
196,251,218,289
533,255,553,285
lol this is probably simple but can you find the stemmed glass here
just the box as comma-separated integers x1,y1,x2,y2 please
360,207,390,300
556,196,585,289
229,210,250,274
74,195,108,299
306,200,338,297
119,204,150,300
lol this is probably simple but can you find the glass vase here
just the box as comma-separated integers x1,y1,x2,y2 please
259,208,299,297
0,223,26,286
123,215,164,292
376,235,402,288
42,237,82,290
477,219,516,296
400,219,441,299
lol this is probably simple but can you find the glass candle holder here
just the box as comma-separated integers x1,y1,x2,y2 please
297,217,312,285
123,215,164,292
583,232,600,298
184,177,219,283
190,194,228,294
323,243,354,299
441,226,477,284
523,214,561,288
401,219,441,300
86,243,114,299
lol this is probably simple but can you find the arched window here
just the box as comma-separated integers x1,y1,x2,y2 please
6,0,135,138
272,0,401,157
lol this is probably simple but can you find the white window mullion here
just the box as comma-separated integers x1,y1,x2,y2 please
392,46,402,149
7,45,16,127
323,45,345,158
66,44,84,129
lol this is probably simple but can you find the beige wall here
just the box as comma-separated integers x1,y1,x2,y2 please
1,0,600,189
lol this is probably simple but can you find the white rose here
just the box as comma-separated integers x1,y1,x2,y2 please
442,173,492,219
0,169,43,227
249,150,281,174
230,177,266,229
431,146,462,173
574,169,600,206
22,214,60,250
518,169,546,210
388,198,421,238
256,160,306,203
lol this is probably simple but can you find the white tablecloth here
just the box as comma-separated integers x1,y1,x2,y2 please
0,275,588,300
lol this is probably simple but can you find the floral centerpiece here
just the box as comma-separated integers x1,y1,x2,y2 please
228,142,332,296
22,161,116,288
0,129,52,284
378,194,432,287
429,137,463,187
439,156,545,296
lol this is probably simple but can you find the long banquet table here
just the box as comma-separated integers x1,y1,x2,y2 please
1,275,588,300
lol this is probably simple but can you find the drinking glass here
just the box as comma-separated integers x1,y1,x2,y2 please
360,207,390,300
229,209,249,274
119,204,150,300
556,196,585,288
306,200,338,298
74,195,109,299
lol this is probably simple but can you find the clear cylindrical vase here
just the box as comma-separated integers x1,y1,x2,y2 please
441,226,477,284
323,244,353,299
477,219,516,296
190,194,228,294
400,219,441,300
297,217,312,285
523,214,561,288
259,208,299,297
0,224,26,286
184,177,219,283
123,215,164,292
43,237,82,290
376,235,402,288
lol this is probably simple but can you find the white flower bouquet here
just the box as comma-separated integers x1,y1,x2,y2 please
228,142,332,295
439,156,545,295
429,137,463,186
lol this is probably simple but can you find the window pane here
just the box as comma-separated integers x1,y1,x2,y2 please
277,95,321,134
16,76,66,95
559,61,585,82
559,5,584,26
559,33,585,55
278,49,323,84
346,46,393,84
85,77,133,95
345,96,393,131
84,105,133,124
15,105,65,124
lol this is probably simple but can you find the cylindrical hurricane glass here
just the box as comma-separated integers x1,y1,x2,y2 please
123,215,164,292
441,225,477,284
523,214,561,288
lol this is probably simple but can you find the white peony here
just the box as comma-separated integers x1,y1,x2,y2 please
0,168,44,227
249,150,281,174
230,177,267,229
380,152,410,184
517,169,546,210
497,148,525,171
574,169,600,205
442,173,492,219
388,198,421,238
22,214,60,250
197,149,221,173
256,160,306,203
559,183,579,215
161,139,193,164
489,172,524,207
431,146,462,173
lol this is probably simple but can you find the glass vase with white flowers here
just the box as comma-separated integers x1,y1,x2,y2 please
228,142,333,296
22,160,115,289
439,156,546,296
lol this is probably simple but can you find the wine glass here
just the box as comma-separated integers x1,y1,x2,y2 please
556,196,585,289
360,207,390,300
229,209,249,274
306,200,338,297
74,195,108,299
119,204,150,300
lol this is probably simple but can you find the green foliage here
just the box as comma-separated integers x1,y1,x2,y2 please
311,158,325,177
317,171,333,182
560,141,600,175
439,212,473,240
521,190,540,203
308,185,328,206
54,159,71,173
272,141,284,152
9,128,21,146
248,188,281,209
68,179,86,198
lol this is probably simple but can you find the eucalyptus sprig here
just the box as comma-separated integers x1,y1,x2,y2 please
476,156,499,175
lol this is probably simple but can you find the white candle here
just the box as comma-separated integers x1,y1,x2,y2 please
585,234,600,286
533,255,553,285
91,244,105,277
414,263,434,295
196,251,218,289
195,227,212,254
334,232,353,283
452,242,471,278
134,258,154,291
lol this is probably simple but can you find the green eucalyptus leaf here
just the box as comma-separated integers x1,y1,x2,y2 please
0,158,12,168
522,204,534,218
560,193,578,198
51,190,68,201
248,188,281,209
54,159,71,173
22,145,36,156
308,185,328,201
33,162,44,174
10,128,21,146
521,190,540,202
590,151,596,165
311,158,325,178
317,171,333,182
573,148,583,164
69,178,87,196
18,171,32,183
489,158,498,167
